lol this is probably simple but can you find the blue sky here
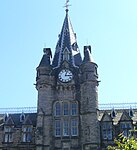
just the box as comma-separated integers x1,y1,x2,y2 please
0,0,137,108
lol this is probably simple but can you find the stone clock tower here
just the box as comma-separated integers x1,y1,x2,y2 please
36,7,100,150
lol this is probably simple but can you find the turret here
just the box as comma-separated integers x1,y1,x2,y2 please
36,48,52,81
80,45,99,112
83,45,93,62
36,47,54,113
81,45,98,82
80,45,100,149
36,48,54,150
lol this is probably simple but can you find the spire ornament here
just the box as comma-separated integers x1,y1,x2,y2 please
64,0,71,12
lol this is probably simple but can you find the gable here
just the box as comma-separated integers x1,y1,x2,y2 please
120,111,132,122
5,116,14,125
22,115,33,125
101,111,112,122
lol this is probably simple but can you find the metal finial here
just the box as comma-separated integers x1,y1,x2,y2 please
64,0,71,12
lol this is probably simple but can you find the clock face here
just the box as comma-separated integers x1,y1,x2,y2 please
58,69,73,82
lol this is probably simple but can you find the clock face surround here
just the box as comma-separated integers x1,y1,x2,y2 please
58,69,73,82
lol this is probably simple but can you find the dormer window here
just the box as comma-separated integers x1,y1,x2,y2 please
63,48,70,61
22,126,32,142
121,123,132,137
129,107,134,117
3,113,9,122
4,126,13,143
20,112,25,122
102,122,112,140
111,108,116,118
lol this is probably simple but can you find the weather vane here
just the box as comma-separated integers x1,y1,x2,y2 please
64,0,71,12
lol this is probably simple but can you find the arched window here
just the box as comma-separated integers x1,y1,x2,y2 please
71,102,78,115
55,102,61,116
63,103,69,115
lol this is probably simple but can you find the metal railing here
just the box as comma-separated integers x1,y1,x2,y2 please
0,107,37,114
0,103,137,114
99,102,137,110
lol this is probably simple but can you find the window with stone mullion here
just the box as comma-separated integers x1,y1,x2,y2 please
63,120,69,136
121,123,132,137
55,120,61,137
71,118,78,136
71,102,78,116
102,122,112,140
64,103,69,116
22,126,32,142
55,102,61,116
4,133,12,143
4,126,13,143
54,101,79,137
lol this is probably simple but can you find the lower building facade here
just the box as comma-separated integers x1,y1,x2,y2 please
0,107,137,150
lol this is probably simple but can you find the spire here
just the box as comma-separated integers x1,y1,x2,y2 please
83,46,94,63
52,6,82,68
38,48,52,67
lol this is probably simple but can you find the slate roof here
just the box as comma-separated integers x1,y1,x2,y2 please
0,113,37,128
38,48,52,67
99,109,137,125
83,46,94,63
52,10,82,68
0,116,3,128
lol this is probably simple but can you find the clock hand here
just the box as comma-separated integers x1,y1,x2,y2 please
65,72,71,76
65,71,68,76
